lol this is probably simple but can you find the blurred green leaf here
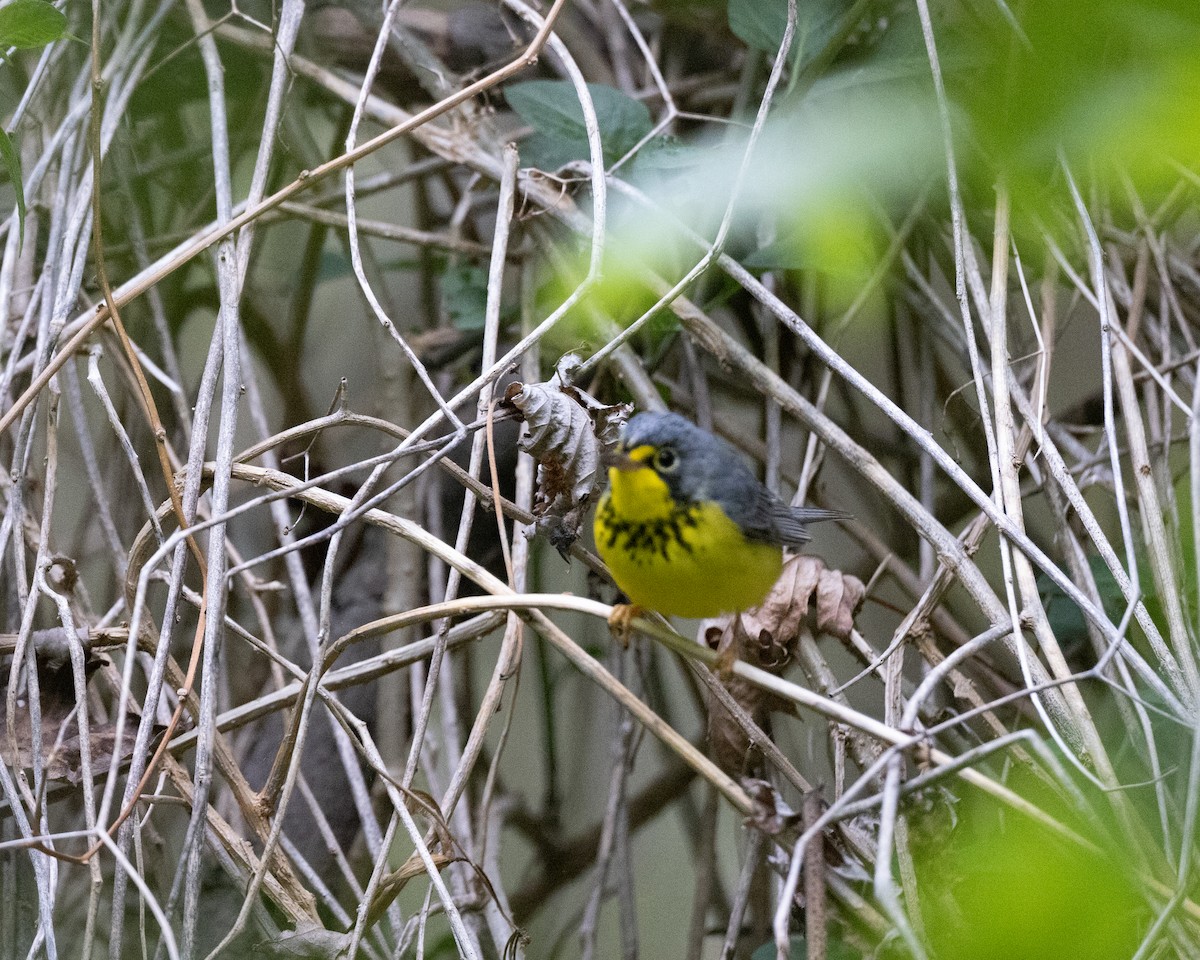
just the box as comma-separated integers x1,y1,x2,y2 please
556,56,940,321
441,263,490,331
629,136,703,178
752,937,802,960
729,67,934,307
745,200,876,274
533,236,688,359
727,0,842,68
507,80,653,169
951,0,1200,197
0,0,66,48
916,788,1144,960
317,252,419,283
1037,554,1124,651
0,128,24,248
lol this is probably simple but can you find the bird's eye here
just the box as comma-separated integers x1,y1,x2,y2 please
653,448,678,472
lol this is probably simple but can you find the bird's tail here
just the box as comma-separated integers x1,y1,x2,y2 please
790,507,851,524
768,503,850,547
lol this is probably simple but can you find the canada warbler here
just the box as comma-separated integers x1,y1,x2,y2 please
594,412,845,622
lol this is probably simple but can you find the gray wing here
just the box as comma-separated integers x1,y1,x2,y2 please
701,444,847,548
739,487,848,548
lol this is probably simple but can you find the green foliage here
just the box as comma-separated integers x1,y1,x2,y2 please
441,263,491,331
506,80,653,169
662,61,936,308
950,0,1200,199
545,19,945,315
0,128,23,246
531,232,692,361
0,0,66,49
629,135,702,179
915,788,1145,960
1037,554,1124,653
743,197,879,286
0,0,69,248
727,0,843,69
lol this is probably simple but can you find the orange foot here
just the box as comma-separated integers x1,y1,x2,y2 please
607,603,643,648
714,643,739,679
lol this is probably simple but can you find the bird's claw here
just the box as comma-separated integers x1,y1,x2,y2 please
714,645,738,679
608,603,642,648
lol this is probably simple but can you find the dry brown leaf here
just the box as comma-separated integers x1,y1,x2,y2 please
704,674,769,777
702,555,865,669
0,628,149,785
255,925,351,959
503,353,631,555
743,777,802,835
364,850,454,929
1,701,147,785
701,555,865,775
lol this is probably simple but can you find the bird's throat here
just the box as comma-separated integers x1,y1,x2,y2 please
607,466,676,522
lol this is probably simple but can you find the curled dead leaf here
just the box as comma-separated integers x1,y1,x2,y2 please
503,353,631,556
705,674,769,777
743,777,802,835
701,555,864,775
364,850,455,929
702,555,865,670
0,628,149,784
255,926,351,959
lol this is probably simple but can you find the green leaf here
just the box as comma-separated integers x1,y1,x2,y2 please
0,127,25,249
949,0,1200,201
1037,554,1124,650
753,937,803,960
743,235,806,270
727,0,842,68
506,80,653,169
0,0,67,48
916,784,1145,960
441,263,490,331
317,252,418,282
629,136,703,178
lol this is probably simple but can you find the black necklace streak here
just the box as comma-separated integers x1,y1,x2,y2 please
598,497,701,564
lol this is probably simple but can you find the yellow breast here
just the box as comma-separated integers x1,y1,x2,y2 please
593,466,782,618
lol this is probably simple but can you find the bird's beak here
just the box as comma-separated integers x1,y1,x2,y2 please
603,449,639,471
604,444,656,472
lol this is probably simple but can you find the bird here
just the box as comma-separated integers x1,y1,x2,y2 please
593,411,845,633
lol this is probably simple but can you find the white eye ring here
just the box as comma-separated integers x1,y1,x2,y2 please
653,448,678,472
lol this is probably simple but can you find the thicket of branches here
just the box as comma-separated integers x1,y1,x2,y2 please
2,0,1200,957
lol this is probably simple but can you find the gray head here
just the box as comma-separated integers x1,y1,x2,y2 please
616,412,845,547
617,411,758,508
